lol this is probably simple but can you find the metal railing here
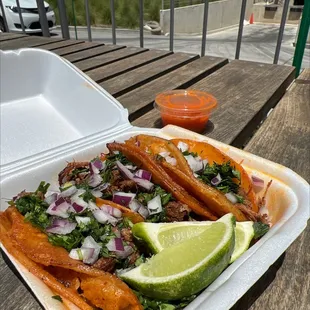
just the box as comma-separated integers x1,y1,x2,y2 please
0,0,308,76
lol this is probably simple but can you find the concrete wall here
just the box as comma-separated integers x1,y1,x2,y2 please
160,0,253,35
253,3,303,25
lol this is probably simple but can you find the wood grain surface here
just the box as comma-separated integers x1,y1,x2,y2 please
64,44,124,63
0,33,308,310
34,40,85,51
233,68,310,310
86,49,172,83
101,53,198,97
52,42,105,56
119,56,228,120
0,36,63,50
75,46,148,71
0,33,27,41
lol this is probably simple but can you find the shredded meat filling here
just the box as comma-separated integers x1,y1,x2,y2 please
92,257,116,273
58,162,89,185
165,202,190,222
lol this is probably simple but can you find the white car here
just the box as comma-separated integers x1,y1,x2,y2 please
0,0,56,33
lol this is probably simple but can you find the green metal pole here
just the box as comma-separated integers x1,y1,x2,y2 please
292,1,310,77
71,0,78,40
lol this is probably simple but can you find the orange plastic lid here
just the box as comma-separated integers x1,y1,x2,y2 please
155,90,217,115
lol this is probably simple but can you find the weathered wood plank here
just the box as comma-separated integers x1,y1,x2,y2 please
233,69,310,310
0,33,27,42
34,40,85,51
87,49,172,83
64,45,125,63
0,251,42,310
0,36,63,50
75,46,148,72
118,56,228,121
132,61,295,148
189,60,295,147
101,53,199,97
52,42,105,56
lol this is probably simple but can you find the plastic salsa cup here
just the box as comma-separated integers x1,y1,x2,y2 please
154,90,218,133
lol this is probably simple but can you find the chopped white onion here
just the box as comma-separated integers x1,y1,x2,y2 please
60,185,77,198
82,236,101,250
177,141,189,152
88,174,103,187
46,197,71,218
92,209,119,226
134,169,152,181
165,156,177,166
203,159,209,168
113,192,136,207
133,177,154,191
88,201,98,211
46,218,76,234
116,161,154,190
100,205,122,218
211,173,222,186
184,155,204,173
159,151,170,158
75,216,91,225
44,192,59,205
225,192,238,204
115,246,134,259
106,238,124,252
116,161,134,180
91,190,103,198
147,195,162,215
251,175,265,192
129,199,142,212
125,164,137,171
138,205,150,219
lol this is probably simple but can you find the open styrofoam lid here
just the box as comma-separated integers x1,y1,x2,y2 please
0,48,130,170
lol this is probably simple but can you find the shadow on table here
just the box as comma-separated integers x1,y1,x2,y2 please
149,118,215,135
230,253,286,310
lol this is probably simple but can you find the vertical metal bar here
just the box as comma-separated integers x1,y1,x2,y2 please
84,0,92,42
0,0,9,32
139,0,144,47
110,0,116,44
71,0,78,40
292,0,310,77
235,0,247,59
15,0,26,33
36,0,50,37
169,0,175,52
57,0,70,39
201,0,209,57
273,0,290,64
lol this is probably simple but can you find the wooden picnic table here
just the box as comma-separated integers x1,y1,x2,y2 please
0,33,309,310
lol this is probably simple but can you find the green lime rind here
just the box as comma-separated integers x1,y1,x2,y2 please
229,221,255,263
121,214,235,300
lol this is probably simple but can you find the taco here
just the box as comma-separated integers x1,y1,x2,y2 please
126,135,263,222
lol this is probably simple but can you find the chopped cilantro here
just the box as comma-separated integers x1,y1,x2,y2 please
133,291,196,310
253,222,270,239
52,295,63,302
198,161,241,194
138,185,173,207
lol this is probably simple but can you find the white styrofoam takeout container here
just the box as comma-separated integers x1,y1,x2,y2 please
0,49,309,310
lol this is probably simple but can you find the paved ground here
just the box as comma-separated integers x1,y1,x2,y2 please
53,24,309,68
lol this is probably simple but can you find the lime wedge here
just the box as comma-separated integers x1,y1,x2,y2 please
133,220,213,253
230,221,254,263
133,217,255,264
120,214,235,300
